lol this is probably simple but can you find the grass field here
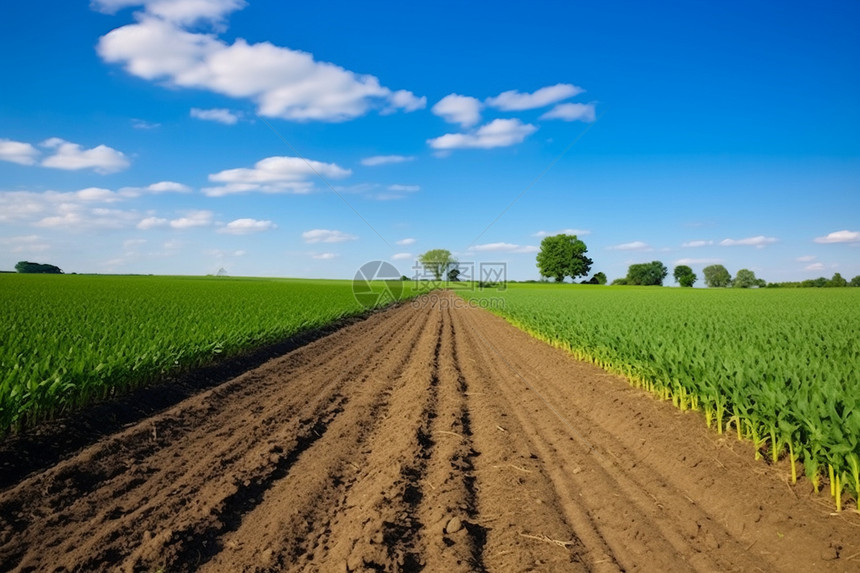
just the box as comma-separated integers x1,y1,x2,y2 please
461,283,860,509
0,274,416,434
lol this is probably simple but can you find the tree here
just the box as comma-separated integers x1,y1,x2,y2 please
611,277,629,286
447,267,461,282
703,264,731,287
732,268,758,288
827,273,848,287
418,249,456,281
626,261,668,286
593,271,607,285
851,276,860,287
536,234,593,283
673,265,697,288
15,261,63,274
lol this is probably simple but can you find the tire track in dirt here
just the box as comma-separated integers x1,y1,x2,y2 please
2,291,860,572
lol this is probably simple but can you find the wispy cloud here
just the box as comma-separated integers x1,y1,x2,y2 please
190,107,241,124
360,155,414,167
533,228,590,237
796,255,816,262
218,218,276,234
813,230,860,244
804,262,826,271
681,240,714,248
131,118,161,129
302,229,357,244
469,242,539,254
392,252,412,260
719,236,777,247
540,102,596,122
486,83,584,111
170,210,213,229
608,241,652,251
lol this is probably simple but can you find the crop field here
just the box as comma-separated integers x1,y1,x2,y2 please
3,288,860,571
461,283,860,510
0,274,414,434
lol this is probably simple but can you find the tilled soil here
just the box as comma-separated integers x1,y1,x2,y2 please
1,291,858,572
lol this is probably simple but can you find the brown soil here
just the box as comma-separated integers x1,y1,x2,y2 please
1,291,858,572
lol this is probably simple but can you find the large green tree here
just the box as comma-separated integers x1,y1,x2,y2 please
673,265,697,287
418,249,456,281
732,268,759,288
703,264,732,287
626,261,668,286
851,275,860,287
536,234,593,283
827,273,848,287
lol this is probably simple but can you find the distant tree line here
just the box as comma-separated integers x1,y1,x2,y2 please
522,234,860,288
15,261,63,274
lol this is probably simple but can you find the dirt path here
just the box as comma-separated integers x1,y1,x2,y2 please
1,291,859,572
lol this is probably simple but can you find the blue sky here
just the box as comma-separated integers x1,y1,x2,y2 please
1,0,858,282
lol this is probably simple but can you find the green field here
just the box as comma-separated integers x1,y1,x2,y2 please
0,274,416,434
461,283,860,509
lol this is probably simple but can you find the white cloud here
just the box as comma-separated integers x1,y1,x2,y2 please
117,181,192,198
0,189,149,229
218,218,276,234
92,0,247,25
204,155,351,196
388,184,419,192
312,252,337,260
814,230,860,244
469,242,539,254
0,235,51,254
147,181,191,193
486,83,584,111
137,216,168,229
428,119,537,150
97,14,425,122
40,138,130,173
302,229,357,244
360,155,414,167
170,210,213,229
35,207,141,230
0,138,40,165
796,255,816,262
432,94,483,127
123,238,147,248
396,237,416,246
804,262,826,271
533,228,590,237
608,241,652,251
392,252,412,261
190,107,240,124
719,236,777,247
675,257,723,265
682,240,714,248
540,103,596,122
